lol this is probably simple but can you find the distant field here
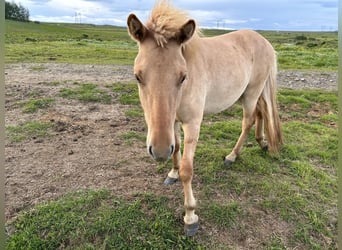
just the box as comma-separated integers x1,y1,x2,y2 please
5,20,338,70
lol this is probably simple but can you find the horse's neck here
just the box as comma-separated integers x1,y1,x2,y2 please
183,35,203,65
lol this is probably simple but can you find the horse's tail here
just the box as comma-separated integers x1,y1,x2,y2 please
257,55,283,154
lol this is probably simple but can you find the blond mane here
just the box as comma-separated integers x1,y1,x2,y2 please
146,0,200,47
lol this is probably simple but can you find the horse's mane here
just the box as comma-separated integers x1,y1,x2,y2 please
146,0,201,47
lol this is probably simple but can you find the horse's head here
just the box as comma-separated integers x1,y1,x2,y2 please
127,13,196,161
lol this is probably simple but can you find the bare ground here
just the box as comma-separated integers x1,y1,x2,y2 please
4,63,337,248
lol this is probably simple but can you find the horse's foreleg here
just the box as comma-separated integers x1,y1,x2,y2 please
164,122,181,185
224,108,256,166
180,123,200,236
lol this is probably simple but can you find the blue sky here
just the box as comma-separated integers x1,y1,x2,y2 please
16,0,338,31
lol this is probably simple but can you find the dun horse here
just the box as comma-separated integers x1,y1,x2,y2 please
127,1,282,236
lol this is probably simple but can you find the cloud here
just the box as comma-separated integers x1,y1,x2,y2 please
14,0,338,31
46,0,105,16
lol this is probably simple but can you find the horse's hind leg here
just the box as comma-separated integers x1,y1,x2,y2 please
224,101,256,166
164,121,181,185
255,109,268,151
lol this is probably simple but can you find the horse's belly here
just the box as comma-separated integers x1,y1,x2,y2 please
203,96,238,114
203,81,246,115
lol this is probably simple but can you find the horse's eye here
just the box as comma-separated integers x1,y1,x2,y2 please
180,74,187,85
135,74,142,84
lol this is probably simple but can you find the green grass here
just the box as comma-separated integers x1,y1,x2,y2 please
125,107,144,119
119,131,146,146
60,83,111,103
5,20,137,65
6,86,337,248
5,20,338,70
278,89,338,124
16,98,55,113
201,202,242,229
110,82,140,105
259,31,338,70
6,190,200,250
6,121,52,142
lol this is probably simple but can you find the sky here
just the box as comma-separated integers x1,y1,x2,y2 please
15,0,338,31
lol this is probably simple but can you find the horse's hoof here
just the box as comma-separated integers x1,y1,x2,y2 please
184,222,199,236
164,177,178,185
224,159,234,167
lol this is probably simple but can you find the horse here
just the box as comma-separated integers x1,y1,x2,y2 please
127,0,282,236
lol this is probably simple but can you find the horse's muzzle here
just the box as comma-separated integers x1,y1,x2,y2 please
148,144,175,162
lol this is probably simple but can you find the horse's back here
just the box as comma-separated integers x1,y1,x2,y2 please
212,29,275,61
197,30,276,114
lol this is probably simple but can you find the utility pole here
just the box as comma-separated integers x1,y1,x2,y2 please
75,12,81,23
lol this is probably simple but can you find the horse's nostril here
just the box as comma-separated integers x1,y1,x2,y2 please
148,145,154,157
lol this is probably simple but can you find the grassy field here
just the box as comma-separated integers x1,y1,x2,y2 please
5,21,338,249
5,20,338,70
6,84,338,249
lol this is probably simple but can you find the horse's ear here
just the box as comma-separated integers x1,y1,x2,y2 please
127,14,147,42
177,19,196,44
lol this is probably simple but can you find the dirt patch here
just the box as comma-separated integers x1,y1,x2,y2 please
4,63,337,246
5,63,194,222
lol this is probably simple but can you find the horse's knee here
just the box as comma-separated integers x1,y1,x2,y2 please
179,168,192,183
179,159,193,183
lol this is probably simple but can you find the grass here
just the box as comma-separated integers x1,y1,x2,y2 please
6,121,52,143
110,82,144,120
16,98,55,113
6,85,338,249
201,202,242,229
5,20,338,70
5,21,137,65
60,83,111,103
259,31,338,70
110,82,140,105
6,190,199,250
119,131,146,146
